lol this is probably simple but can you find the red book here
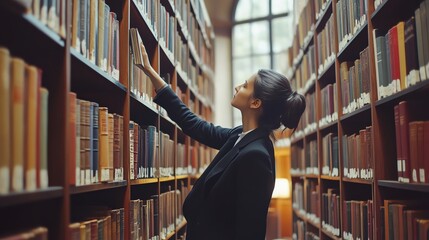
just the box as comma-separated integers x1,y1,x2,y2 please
399,101,411,182
389,26,400,91
424,122,429,183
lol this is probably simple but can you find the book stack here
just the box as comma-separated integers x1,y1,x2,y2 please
342,127,373,180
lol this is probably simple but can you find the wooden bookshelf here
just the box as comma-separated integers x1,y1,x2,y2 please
291,0,429,239
0,0,215,239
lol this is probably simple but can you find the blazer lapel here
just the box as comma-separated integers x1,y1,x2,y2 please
203,128,270,187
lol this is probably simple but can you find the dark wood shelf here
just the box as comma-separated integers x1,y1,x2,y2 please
319,119,338,133
131,178,159,185
317,59,336,87
343,178,373,185
321,227,341,240
291,135,304,145
0,187,63,208
307,218,320,229
160,42,176,70
130,91,159,125
302,32,314,56
337,23,368,61
315,0,333,32
371,0,421,32
378,180,429,193
189,42,201,66
340,104,371,122
71,48,127,95
375,80,429,108
166,231,176,240
130,0,158,43
321,175,340,181
176,17,189,43
291,173,306,178
70,181,127,194
21,14,64,47
161,0,176,16
304,128,318,139
306,174,319,179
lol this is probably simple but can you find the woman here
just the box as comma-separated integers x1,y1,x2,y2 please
140,44,305,240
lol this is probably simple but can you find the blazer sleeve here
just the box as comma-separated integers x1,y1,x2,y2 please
234,150,275,239
153,86,240,149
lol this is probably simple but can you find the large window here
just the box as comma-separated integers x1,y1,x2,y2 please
232,0,294,125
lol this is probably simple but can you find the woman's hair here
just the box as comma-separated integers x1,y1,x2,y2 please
253,69,306,131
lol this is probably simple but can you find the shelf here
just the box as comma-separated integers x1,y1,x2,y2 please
343,178,373,185
176,220,187,232
291,135,304,145
70,181,127,194
160,176,176,182
315,0,333,32
0,187,63,208
321,227,341,240
375,80,429,108
189,42,201,66
306,174,319,179
130,92,159,125
130,0,158,43
319,119,337,132
131,178,159,185
71,48,127,94
159,42,176,70
304,128,318,139
291,173,306,178
371,0,421,32
161,0,176,16
21,14,64,47
378,180,429,193
317,59,336,86
165,231,175,240
176,16,189,43
340,104,371,122
321,175,340,181
176,175,189,180
337,23,368,61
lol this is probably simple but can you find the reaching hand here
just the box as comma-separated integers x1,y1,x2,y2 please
139,42,167,91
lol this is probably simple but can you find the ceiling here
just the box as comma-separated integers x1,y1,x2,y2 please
204,0,236,36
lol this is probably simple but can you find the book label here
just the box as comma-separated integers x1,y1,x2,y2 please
13,165,23,191
0,167,9,194
40,169,48,188
26,169,37,191
420,66,427,81
420,169,425,183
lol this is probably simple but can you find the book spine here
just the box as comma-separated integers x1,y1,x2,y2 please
99,107,109,182
0,48,10,194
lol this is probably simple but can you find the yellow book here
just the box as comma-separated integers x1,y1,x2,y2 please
99,107,109,182
25,65,38,191
397,21,407,91
0,47,10,194
11,57,25,192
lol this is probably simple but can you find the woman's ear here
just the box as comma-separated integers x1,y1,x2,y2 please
250,98,262,109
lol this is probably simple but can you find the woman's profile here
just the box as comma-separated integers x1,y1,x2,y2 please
140,43,306,240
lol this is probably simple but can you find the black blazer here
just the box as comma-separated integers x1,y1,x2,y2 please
154,86,276,240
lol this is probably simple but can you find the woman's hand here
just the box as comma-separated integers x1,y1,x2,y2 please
139,43,167,91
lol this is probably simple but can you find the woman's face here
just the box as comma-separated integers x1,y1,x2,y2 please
231,74,257,110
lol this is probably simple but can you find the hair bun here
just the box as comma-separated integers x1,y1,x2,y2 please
281,92,306,129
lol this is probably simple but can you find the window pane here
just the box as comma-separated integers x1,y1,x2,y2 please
251,0,269,18
271,0,293,15
252,55,271,72
233,57,252,87
273,50,290,75
251,21,270,54
272,16,293,53
233,24,251,57
235,0,251,21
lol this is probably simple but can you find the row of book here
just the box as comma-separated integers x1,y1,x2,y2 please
30,0,66,37
294,45,316,95
321,133,339,177
0,227,48,239
340,46,371,115
292,182,304,213
0,48,49,194
321,188,341,237
319,83,338,127
293,219,321,240
290,140,318,175
189,145,216,175
175,31,189,80
291,145,305,175
134,0,159,37
382,199,429,240
69,207,125,240
394,101,429,183
342,126,373,180
336,0,367,52
159,3,175,59
306,181,320,224
293,0,315,64
317,14,336,76
373,2,429,100
71,0,120,80
303,92,317,134
343,200,373,240
69,93,124,186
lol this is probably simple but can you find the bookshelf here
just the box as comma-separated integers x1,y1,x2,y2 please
0,0,215,239
290,0,429,239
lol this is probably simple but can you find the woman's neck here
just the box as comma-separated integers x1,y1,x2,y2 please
241,112,259,132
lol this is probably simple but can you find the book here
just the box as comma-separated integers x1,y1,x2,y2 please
69,92,77,186
39,87,49,188
0,47,10,194
99,107,109,182
130,28,145,70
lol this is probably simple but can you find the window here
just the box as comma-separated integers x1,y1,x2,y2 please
232,0,294,126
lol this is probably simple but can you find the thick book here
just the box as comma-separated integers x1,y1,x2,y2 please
0,47,10,194
99,107,109,182
130,28,145,70
69,92,77,186
396,21,407,91
11,57,25,192
92,102,99,183
404,16,420,87
108,113,114,180
75,99,81,186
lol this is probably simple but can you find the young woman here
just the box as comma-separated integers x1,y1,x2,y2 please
140,44,305,240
